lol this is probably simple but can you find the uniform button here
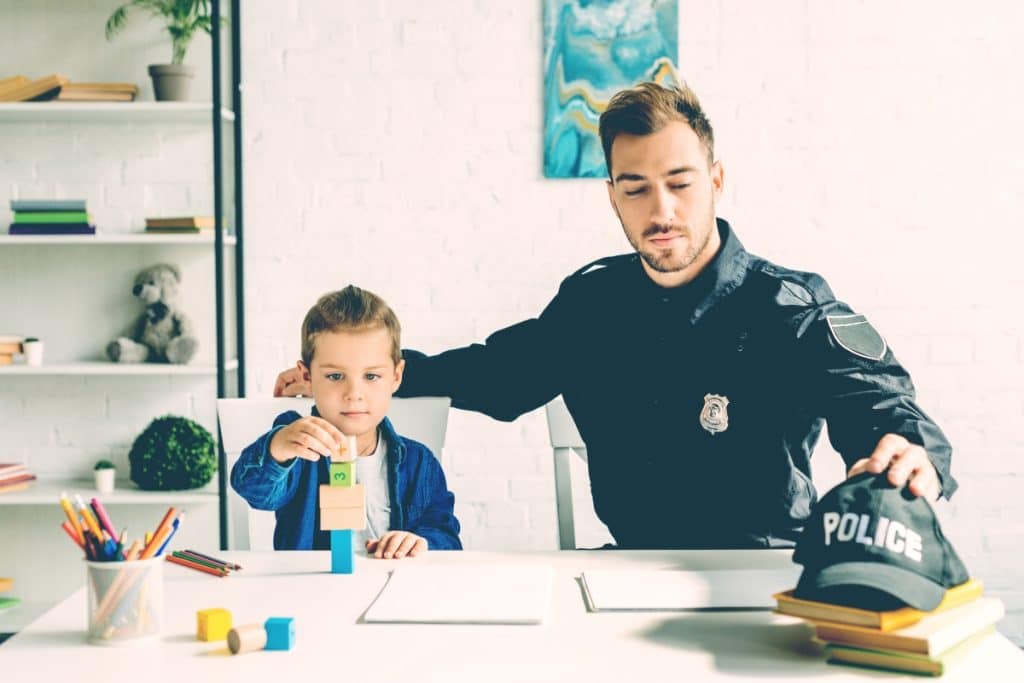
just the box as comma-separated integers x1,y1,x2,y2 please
661,297,670,303
736,344,745,352
739,331,748,340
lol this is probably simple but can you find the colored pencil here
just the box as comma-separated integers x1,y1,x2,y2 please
140,506,176,558
90,497,119,541
172,550,227,572
183,548,242,571
155,513,184,556
61,521,85,550
166,553,227,577
59,493,84,544
75,494,103,539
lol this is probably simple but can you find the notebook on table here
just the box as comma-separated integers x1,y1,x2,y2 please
581,568,801,611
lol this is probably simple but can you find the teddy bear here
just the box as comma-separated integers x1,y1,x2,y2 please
106,263,198,364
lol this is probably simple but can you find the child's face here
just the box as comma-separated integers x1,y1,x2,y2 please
299,327,404,441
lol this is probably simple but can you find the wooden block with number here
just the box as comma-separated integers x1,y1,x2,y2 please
319,483,365,509
197,607,233,641
320,506,366,531
328,461,354,487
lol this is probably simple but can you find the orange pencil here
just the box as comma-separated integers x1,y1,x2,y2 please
166,554,227,577
61,521,85,550
75,494,103,539
140,507,177,558
59,493,84,543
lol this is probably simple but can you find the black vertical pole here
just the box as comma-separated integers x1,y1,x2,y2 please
211,0,228,550
232,0,246,399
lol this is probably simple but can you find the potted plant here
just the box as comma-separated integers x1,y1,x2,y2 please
93,459,117,494
128,415,216,490
104,0,221,102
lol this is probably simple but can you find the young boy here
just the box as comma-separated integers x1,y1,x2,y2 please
231,285,461,557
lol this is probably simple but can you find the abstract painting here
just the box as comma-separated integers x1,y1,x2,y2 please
543,0,679,178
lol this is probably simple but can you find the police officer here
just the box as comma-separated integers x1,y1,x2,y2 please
275,82,954,549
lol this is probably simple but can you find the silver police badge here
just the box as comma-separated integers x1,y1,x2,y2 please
700,394,730,435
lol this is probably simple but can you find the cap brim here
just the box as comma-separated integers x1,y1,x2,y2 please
797,561,946,611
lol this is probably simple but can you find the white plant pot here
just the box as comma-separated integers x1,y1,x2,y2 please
94,469,116,494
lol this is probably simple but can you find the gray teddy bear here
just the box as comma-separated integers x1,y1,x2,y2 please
106,263,198,364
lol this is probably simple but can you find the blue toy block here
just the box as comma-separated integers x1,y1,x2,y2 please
331,529,354,574
264,617,295,651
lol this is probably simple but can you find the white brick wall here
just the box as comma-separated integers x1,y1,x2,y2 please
241,1,1024,643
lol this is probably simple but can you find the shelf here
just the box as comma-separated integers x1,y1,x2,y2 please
0,600,54,635
0,360,238,376
0,102,235,123
0,233,236,246
0,477,218,506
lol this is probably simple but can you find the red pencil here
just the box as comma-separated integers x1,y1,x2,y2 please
61,521,85,550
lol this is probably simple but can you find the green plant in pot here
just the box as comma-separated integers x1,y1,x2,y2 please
93,459,117,495
129,415,217,490
104,0,221,102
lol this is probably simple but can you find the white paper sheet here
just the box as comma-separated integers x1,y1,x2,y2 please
581,568,800,611
363,563,556,624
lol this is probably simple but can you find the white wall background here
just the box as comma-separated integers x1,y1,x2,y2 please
239,0,1022,644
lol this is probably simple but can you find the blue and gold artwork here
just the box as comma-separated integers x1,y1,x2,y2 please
543,0,679,178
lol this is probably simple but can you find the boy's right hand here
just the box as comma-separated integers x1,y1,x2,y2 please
269,417,347,464
273,367,312,397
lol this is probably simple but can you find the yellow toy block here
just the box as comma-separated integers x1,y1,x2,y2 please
319,483,365,509
320,506,366,531
197,607,233,642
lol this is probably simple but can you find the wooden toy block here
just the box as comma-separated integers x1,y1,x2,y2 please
264,616,295,651
329,434,359,463
196,607,233,641
319,483,365,509
0,577,12,593
328,461,354,487
331,529,355,574
228,624,267,655
320,506,366,531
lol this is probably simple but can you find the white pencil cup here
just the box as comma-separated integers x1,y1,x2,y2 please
86,556,164,645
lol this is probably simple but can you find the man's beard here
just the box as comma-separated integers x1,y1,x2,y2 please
628,220,714,273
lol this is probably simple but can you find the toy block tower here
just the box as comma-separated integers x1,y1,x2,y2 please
321,434,365,573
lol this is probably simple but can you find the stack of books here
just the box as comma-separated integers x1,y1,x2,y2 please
775,580,1005,676
9,199,94,235
145,216,215,234
0,577,18,613
0,462,36,494
0,74,137,102
0,335,22,366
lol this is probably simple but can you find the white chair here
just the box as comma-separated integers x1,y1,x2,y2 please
545,398,613,550
217,396,451,550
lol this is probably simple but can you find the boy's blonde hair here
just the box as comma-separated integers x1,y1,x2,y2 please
300,285,402,367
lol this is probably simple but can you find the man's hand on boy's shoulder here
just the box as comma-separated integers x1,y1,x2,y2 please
269,416,346,464
366,531,427,559
273,367,312,397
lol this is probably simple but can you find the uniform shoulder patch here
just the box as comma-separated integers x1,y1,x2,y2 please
826,313,887,361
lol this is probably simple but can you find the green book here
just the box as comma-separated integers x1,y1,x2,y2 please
0,596,20,612
13,211,90,224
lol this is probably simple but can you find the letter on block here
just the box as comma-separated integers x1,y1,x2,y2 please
329,461,354,487
331,529,355,574
319,483,365,509
264,616,295,651
320,506,366,531
197,607,232,642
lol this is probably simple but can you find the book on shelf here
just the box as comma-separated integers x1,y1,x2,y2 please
10,199,87,212
0,463,31,482
813,597,1005,657
52,82,138,102
8,224,95,235
0,473,36,490
0,577,12,592
773,578,983,631
145,216,215,230
0,353,15,366
0,75,30,98
823,625,997,677
0,73,69,102
12,211,90,224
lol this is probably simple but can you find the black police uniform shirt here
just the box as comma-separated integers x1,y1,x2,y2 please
397,219,956,550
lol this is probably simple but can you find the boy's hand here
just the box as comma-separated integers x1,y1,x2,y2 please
269,417,347,464
273,367,312,397
366,531,427,559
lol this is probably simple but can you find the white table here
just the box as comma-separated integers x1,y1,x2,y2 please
2,550,1021,682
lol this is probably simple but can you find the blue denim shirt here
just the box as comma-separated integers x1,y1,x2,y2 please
230,410,461,551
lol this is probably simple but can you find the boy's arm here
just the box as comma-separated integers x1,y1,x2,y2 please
229,411,305,511
406,451,462,550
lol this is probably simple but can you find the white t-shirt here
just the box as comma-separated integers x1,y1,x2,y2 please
354,433,391,551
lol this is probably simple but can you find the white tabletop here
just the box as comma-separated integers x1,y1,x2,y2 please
2,550,1021,683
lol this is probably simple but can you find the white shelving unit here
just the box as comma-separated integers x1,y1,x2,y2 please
0,359,238,376
0,234,237,246
0,102,234,123
0,478,217,506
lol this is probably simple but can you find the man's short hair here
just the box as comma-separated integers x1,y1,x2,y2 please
599,81,715,178
301,285,402,367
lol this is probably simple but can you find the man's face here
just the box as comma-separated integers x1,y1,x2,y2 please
299,327,404,439
606,119,724,287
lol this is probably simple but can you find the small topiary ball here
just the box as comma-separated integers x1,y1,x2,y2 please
129,415,217,490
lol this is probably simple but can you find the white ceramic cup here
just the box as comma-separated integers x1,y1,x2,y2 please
22,340,43,366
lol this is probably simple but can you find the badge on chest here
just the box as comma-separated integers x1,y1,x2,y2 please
700,393,730,435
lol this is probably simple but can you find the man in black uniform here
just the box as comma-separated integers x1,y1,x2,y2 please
276,82,954,549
